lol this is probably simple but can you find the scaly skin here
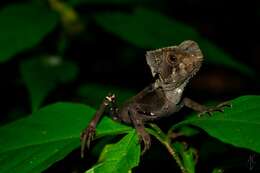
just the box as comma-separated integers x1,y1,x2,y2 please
80,40,230,157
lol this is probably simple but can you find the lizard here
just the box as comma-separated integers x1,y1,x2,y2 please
80,40,230,158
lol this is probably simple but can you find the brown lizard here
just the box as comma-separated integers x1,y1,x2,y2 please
80,40,230,158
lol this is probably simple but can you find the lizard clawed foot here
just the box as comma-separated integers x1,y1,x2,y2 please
80,93,116,158
198,101,231,117
80,125,96,158
138,131,151,155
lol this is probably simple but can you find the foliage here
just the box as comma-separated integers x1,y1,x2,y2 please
77,83,135,108
0,103,131,173
0,0,258,173
0,3,58,62
94,8,254,76
20,56,78,112
1,96,260,172
86,130,140,173
173,95,260,153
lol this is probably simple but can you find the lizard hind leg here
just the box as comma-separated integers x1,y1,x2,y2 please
128,107,151,155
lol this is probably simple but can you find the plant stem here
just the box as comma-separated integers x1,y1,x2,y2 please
147,124,187,173
164,141,187,173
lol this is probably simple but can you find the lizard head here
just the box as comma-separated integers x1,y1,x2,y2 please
146,40,203,88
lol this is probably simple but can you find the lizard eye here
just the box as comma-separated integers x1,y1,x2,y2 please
166,53,177,65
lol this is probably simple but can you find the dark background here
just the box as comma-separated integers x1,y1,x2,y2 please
0,0,259,172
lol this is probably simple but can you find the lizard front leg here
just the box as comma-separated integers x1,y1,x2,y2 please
80,93,116,158
128,105,151,155
182,97,231,117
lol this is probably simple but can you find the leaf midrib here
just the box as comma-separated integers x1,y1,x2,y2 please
0,136,78,155
0,128,132,155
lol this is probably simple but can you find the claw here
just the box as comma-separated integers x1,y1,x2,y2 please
198,102,231,117
139,132,151,155
217,101,232,108
80,125,96,158
207,111,213,116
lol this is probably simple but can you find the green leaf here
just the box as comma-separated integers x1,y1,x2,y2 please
94,8,198,49
199,40,254,77
90,136,116,157
20,56,79,112
182,148,196,173
172,142,196,173
86,130,140,173
173,95,260,153
94,8,254,76
0,3,58,62
212,168,224,173
77,83,135,108
170,126,200,137
68,0,148,6
0,103,131,173
0,139,78,173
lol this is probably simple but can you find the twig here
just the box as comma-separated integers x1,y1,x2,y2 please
164,142,187,173
147,123,187,173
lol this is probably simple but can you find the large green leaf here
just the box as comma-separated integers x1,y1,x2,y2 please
94,8,198,49
68,0,148,6
77,83,135,108
0,103,131,173
20,56,79,112
0,3,58,62
199,40,254,77
86,130,140,173
173,95,260,153
94,8,254,76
